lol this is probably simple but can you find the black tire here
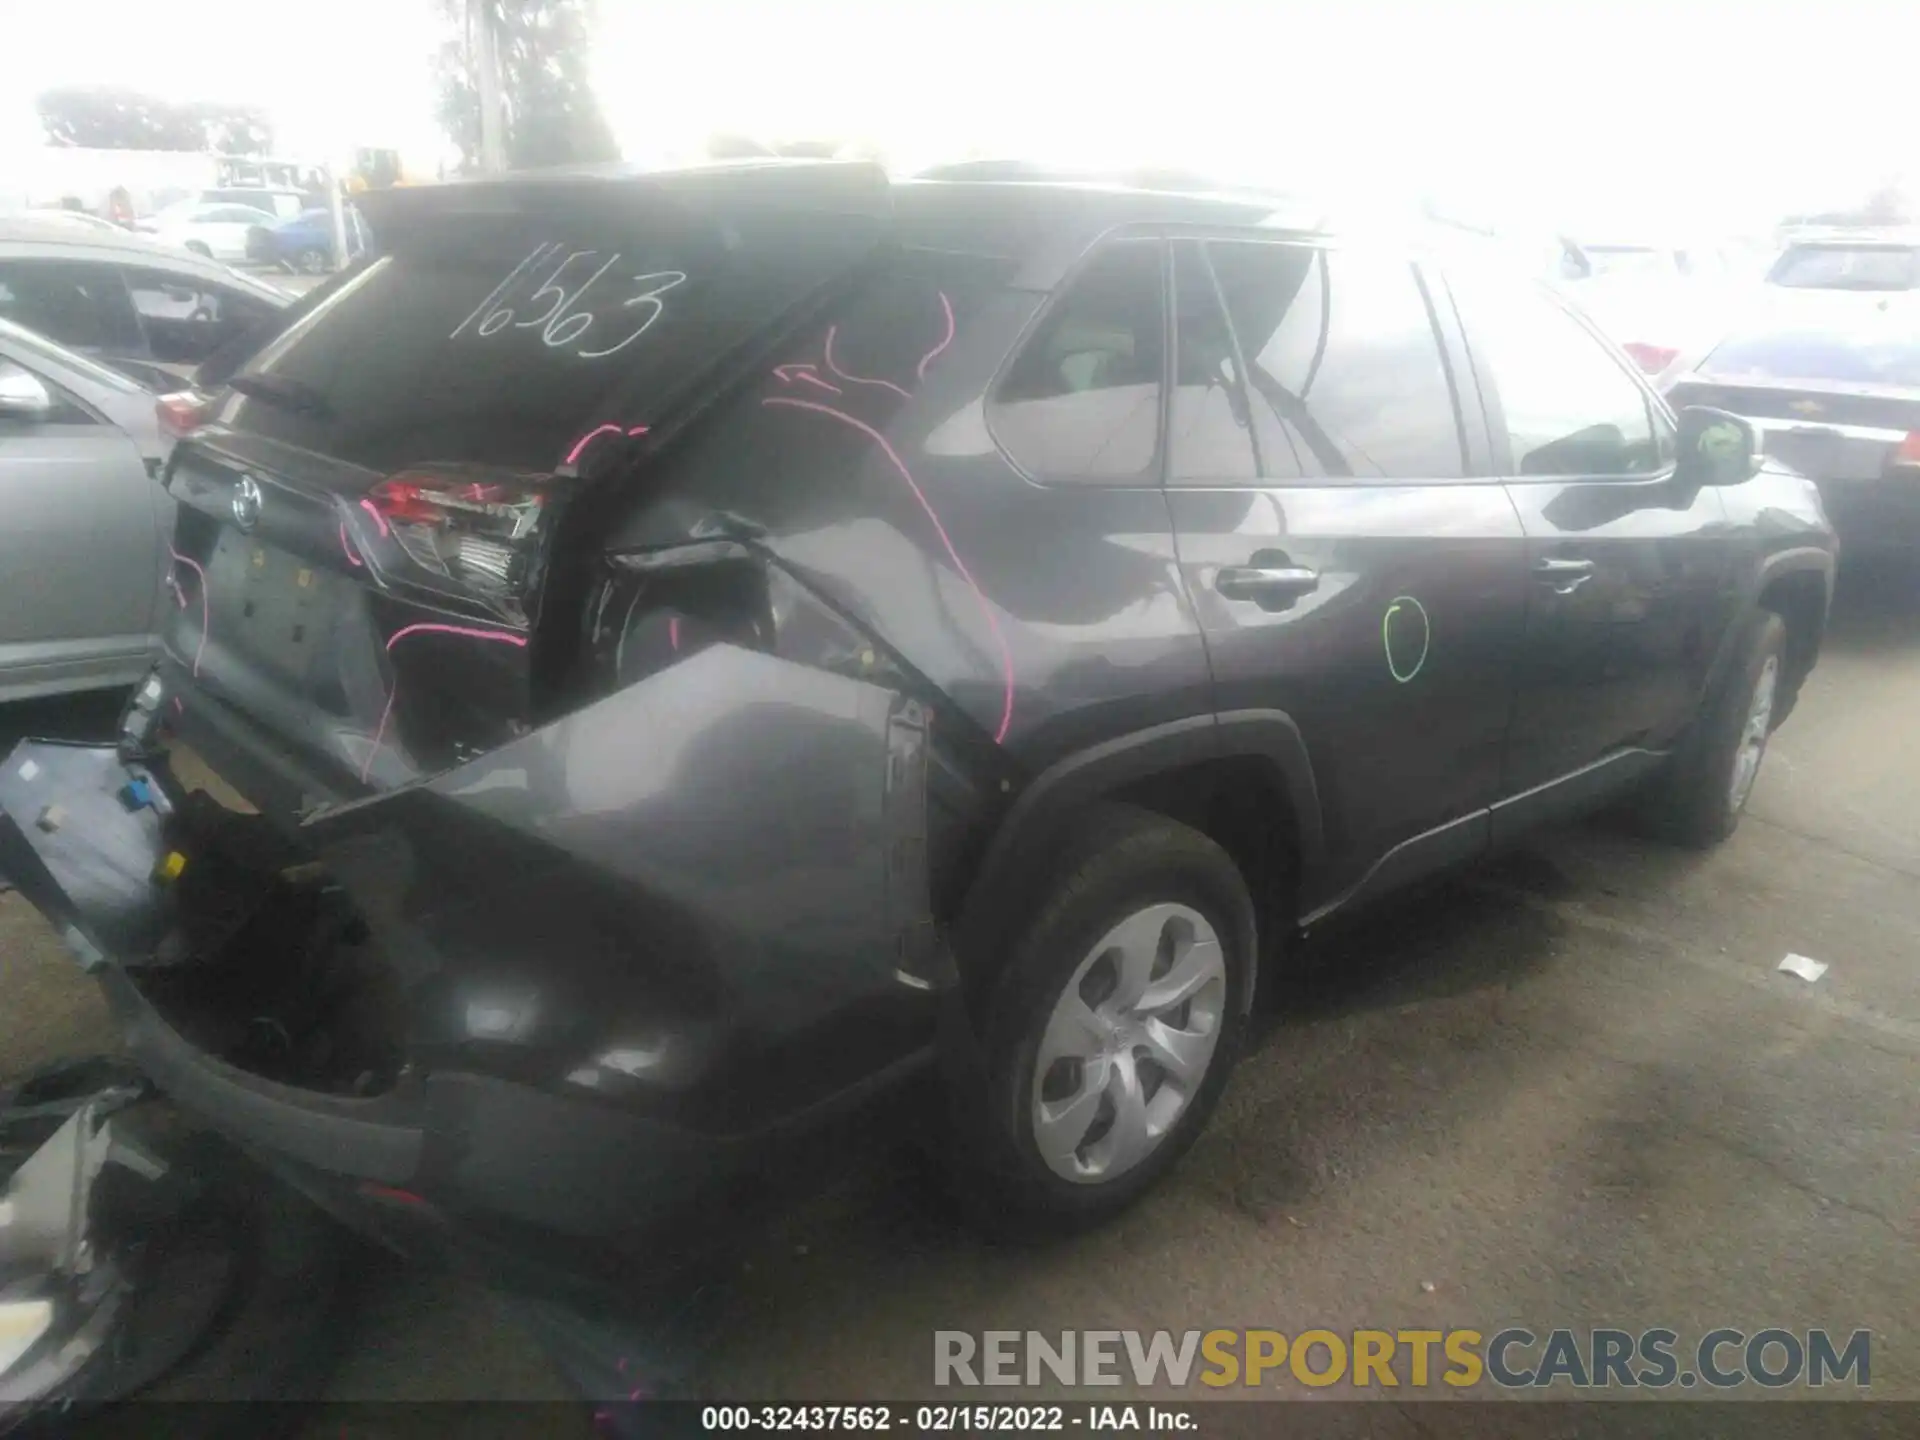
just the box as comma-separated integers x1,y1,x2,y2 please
950,804,1255,1238
294,246,329,274
1642,609,1787,847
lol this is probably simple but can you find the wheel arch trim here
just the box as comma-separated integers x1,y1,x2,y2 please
954,709,1324,968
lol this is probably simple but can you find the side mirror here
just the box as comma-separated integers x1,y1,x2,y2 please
1674,405,1761,487
0,361,53,420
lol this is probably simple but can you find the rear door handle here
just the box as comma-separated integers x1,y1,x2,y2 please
1216,565,1321,603
1533,557,1595,593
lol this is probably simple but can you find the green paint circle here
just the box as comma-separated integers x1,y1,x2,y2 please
1384,596,1430,683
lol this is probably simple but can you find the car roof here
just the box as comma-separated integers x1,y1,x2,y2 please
0,217,294,302
359,158,1434,294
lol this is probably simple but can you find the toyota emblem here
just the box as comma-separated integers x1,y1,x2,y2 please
231,475,263,532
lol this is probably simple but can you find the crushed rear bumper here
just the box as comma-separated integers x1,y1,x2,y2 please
0,640,954,1254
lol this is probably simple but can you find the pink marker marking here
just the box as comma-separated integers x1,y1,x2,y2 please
916,291,956,380
361,622,529,782
772,363,842,395
668,616,680,652
358,498,390,538
338,520,363,567
564,423,625,466
762,397,1014,744
626,424,649,436
171,697,183,715
167,548,211,678
823,326,909,399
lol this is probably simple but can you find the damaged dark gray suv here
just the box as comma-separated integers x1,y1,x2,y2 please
1,163,1836,1271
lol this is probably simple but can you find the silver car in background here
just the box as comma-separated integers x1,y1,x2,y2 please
0,216,289,393
0,318,176,703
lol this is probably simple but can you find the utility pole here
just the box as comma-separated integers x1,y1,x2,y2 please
473,0,508,174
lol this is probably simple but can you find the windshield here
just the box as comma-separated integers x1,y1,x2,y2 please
220,209,879,474
1766,244,1920,291
1702,320,1920,389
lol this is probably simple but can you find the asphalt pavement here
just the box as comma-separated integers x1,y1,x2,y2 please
2,563,1915,1407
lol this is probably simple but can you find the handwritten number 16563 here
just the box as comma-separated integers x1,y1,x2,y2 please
450,241,686,359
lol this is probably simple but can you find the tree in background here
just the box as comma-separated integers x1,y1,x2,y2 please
437,0,620,173
37,87,273,154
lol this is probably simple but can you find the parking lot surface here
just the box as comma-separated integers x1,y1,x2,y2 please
3,566,1915,1404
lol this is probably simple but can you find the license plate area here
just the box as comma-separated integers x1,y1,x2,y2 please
204,530,353,695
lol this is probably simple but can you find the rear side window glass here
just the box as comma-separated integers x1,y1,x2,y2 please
1767,245,1919,291
1206,241,1464,481
0,260,145,358
1168,241,1257,481
1453,273,1662,478
989,239,1164,483
216,209,881,474
122,268,280,366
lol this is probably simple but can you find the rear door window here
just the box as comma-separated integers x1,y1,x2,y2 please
1203,240,1465,481
1452,272,1664,477
0,260,146,358
1168,241,1256,481
216,209,881,474
989,239,1165,484
122,267,282,365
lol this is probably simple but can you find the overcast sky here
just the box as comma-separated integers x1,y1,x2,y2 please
6,0,1913,235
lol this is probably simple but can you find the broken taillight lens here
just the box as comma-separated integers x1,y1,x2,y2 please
355,470,550,622
155,390,214,440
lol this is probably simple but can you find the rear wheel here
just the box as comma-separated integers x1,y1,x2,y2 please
1642,609,1787,846
294,246,329,274
951,805,1254,1237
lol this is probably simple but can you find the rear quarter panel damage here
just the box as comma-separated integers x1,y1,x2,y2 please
303,642,941,1131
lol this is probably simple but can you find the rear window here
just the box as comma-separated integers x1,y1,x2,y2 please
218,209,879,474
1766,245,1920,291
1702,324,1920,389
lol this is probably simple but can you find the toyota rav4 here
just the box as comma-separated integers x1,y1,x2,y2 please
0,163,1835,1285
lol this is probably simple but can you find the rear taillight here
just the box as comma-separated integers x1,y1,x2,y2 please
1893,432,1920,469
1622,342,1679,375
351,469,550,623
155,390,213,440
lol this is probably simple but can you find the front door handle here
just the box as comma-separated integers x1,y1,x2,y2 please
1216,565,1321,603
1533,557,1596,593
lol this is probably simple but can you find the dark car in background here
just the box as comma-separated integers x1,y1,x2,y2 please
246,206,372,274
1664,297,1920,554
0,164,1834,1309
